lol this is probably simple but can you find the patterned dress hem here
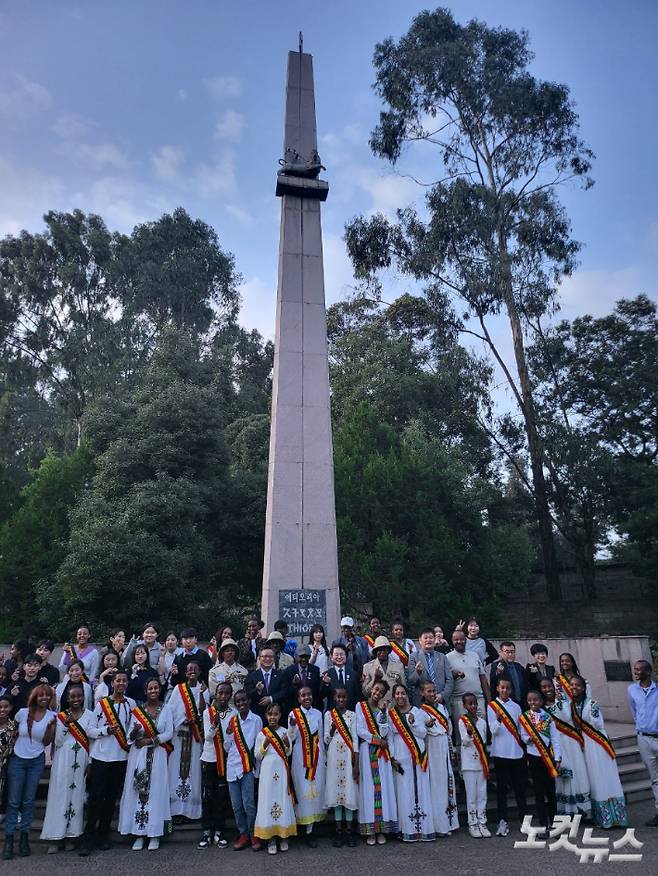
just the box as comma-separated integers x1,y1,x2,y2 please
254,824,298,840
359,820,398,836
295,812,326,826
591,797,629,829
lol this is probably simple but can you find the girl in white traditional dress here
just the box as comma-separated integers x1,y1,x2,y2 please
389,683,435,842
570,676,628,829
324,686,359,847
40,685,93,853
55,660,93,711
118,677,174,850
356,678,398,845
288,686,325,845
168,660,205,820
419,680,458,836
254,703,297,855
540,677,591,817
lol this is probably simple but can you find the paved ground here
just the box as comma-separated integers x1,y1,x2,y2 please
4,800,656,874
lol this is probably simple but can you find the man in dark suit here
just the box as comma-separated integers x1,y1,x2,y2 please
407,629,454,707
282,644,321,711
320,643,362,710
244,647,290,722
490,641,529,707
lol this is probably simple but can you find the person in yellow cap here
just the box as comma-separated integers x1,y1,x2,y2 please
208,638,248,706
262,632,294,671
361,637,405,709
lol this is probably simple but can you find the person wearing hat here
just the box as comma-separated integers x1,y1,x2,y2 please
237,617,265,672
282,645,321,711
208,636,248,707
361,638,405,709
263,632,294,671
332,617,370,676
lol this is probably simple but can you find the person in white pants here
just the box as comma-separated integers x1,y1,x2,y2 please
459,692,490,838
628,661,658,827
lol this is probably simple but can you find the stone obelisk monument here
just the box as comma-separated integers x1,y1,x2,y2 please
261,45,341,640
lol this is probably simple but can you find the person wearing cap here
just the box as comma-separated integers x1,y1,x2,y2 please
274,620,298,659
209,637,248,707
262,632,294,671
332,617,369,676
282,645,321,711
361,638,405,709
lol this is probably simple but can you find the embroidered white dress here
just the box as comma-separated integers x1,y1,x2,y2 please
168,683,205,819
576,698,628,828
356,701,398,836
288,706,326,825
253,728,297,840
118,704,174,837
40,709,94,840
546,695,591,816
422,703,459,834
323,709,358,811
389,706,435,841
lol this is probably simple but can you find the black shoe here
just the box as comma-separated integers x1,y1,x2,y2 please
306,834,318,848
78,841,94,857
2,836,13,861
645,814,658,827
97,837,112,851
333,831,343,848
18,832,30,857
347,832,357,848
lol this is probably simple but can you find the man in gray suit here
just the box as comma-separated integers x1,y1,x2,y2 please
407,628,454,706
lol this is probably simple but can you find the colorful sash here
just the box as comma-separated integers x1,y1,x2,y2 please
460,714,489,778
132,705,173,755
292,707,319,780
207,706,227,776
364,634,375,649
550,711,584,749
99,696,129,752
390,640,410,667
573,708,616,760
57,711,89,752
263,727,296,802
330,708,354,753
489,699,524,749
556,674,574,701
390,706,427,770
229,714,254,773
520,711,558,778
360,700,389,760
421,702,450,733
179,682,203,743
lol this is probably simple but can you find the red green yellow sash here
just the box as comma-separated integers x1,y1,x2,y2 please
229,714,254,773
551,713,584,749
132,706,173,755
420,702,449,733
364,634,375,649
99,697,129,752
556,674,574,701
460,714,489,778
263,727,296,802
520,712,558,778
179,682,203,743
360,701,390,760
330,708,354,753
390,640,410,666
490,700,524,749
292,707,320,780
207,706,227,776
573,709,616,760
390,706,428,770
57,711,89,752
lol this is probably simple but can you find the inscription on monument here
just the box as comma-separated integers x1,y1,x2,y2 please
278,589,327,635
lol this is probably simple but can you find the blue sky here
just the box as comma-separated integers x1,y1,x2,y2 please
1,0,657,351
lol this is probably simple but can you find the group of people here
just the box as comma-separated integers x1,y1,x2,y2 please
0,613,649,861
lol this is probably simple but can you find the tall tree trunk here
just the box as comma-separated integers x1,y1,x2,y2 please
499,236,562,601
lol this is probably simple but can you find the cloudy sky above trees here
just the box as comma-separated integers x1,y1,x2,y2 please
1,0,656,344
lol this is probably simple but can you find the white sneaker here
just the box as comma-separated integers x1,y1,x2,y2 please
148,838,160,851
132,837,145,850
268,840,277,855
280,840,288,852
468,825,482,838
479,824,492,837
496,819,509,837
214,831,228,848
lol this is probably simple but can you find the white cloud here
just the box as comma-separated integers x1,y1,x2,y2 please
0,156,66,236
204,74,241,100
152,145,184,183
557,267,654,320
193,149,237,196
239,275,275,339
214,110,245,142
64,141,130,171
87,176,175,233
0,73,52,117
175,88,188,103
51,112,94,139
225,204,253,225
322,233,358,306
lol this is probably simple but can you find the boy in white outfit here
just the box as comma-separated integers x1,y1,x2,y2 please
459,692,490,838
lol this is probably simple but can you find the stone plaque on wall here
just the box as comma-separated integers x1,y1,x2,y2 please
603,660,633,682
278,589,326,636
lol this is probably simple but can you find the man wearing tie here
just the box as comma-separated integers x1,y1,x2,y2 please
282,644,321,710
407,628,454,707
244,647,290,722
320,644,362,710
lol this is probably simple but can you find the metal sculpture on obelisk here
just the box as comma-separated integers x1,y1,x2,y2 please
260,42,341,640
